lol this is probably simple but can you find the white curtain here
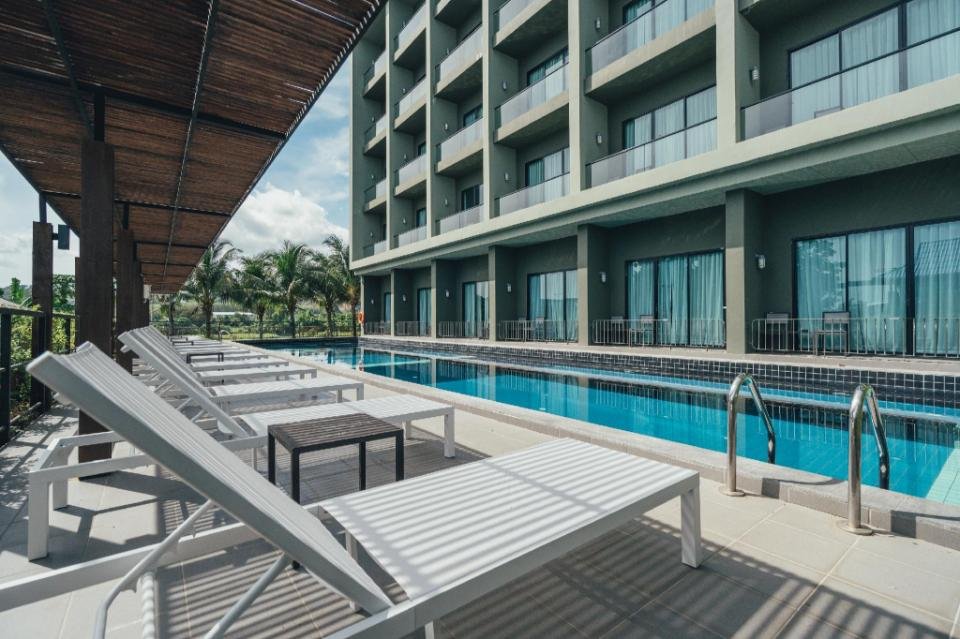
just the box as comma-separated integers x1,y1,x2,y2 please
384,293,392,324
847,228,906,353
625,2,654,54
790,35,841,124
655,0,685,37
627,260,655,319
545,271,565,339
841,9,900,108
463,281,477,336
657,255,688,345
653,99,684,167
564,270,578,341
528,274,545,320
417,288,431,334
915,220,960,354
688,251,724,346
796,236,846,348
907,0,960,87
685,86,717,157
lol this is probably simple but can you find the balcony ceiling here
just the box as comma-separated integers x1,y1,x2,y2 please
0,0,381,293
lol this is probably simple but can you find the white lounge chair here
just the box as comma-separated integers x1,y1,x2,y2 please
18,344,701,639
134,326,292,373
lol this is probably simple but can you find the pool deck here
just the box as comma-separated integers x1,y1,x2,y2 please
3,369,960,638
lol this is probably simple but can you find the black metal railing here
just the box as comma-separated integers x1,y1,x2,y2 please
156,318,359,342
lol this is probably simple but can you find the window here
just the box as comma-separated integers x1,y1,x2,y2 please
526,49,568,85
462,281,489,337
417,288,431,334
626,250,724,346
417,141,426,156
528,269,578,341
383,292,392,324
623,0,652,23
906,0,960,87
524,148,569,187
622,86,716,166
460,184,483,210
415,207,426,227
914,219,960,354
462,105,482,126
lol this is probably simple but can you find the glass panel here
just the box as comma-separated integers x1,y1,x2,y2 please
841,8,899,69
914,220,960,354
498,173,569,215
416,208,427,227
437,27,483,82
657,255,688,345
685,86,717,125
528,273,545,319
477,281,489,324
791,34,840,86
545,272,565,324
627,259,654,319
463,105,482,126
438,118,483,162
906,0,960,86
525,158,544,186
497,64,568,128
565,270,578,341
461,184,482,209
384,293,392,324
417,288,431,333
688,251,724,346
796,236,846,349
847,228,906,352
463,282,477,336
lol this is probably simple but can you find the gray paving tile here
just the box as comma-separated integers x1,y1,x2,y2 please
739,519,851,573
603,600,721,638
775,612,862,638
853,533,960,583
704,541,825,608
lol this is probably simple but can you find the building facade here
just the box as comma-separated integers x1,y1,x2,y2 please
349,0,960,356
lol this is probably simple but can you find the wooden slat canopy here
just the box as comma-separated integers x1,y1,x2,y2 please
0,0,380,293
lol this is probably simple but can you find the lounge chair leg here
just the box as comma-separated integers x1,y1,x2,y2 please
402,421,411,440
346,532,359,612
443,413,455,458
680,483,702,568
424,621,436,639
27,475,50,560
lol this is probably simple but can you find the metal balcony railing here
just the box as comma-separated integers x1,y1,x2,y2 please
496,64,567,128
373,239,389,254
396,225,428,247
497,319,578,342
363,321,391,335
438,321,490,339
394,3,427,52
591,318,724,347
437,118,483,163
396,321,431,337
395,78,427,118
587,0,713,75
436,26,483,83
586,118,716,187
743,27,960,139
496,0,537,31
498,173,568,216
364,114,387,145
437,204,483,234
362,51,387,86
396,154,427,185
364,178,388,204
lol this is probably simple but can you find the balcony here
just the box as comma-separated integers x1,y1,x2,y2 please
437,204,483,234
495,64,568,145
437,321,490,339
436,27,483,99
394,154,428,196
395,320,431,336
744,28,960,140
591,318,723,348
497,319,578,342
436,118,483,175
494,0,566,56
586,0,714,100
394,78,427,131
394,3,427,67
497,172,568,216
396,225,428,247
363,114,387,156
362,51,387,98
587,118,715,187
436,0,480,26
363,178,388,212
362,239,390,257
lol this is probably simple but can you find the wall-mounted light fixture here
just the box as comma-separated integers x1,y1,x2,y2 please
750,66,760,82
504,172,510,182
402,294,408,302
370,298,375,305
596,133,603,145
501,80,508,91
445,289,450,298
595,17,602,30
443,197,449,206
600,271,607,283
444,122,449,131
402,217,407,225
506,283,512,293
755,253,766,270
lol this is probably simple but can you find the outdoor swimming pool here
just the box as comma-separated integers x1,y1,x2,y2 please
263,342,960,504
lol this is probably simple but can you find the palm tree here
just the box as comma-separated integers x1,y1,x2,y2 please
155,291,187,335
183,239,238,338
267,241,313,338
233,253,276,340
310,252,343,337
323,234,361,337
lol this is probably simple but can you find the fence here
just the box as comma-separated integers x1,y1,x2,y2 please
437,321,490,339
497,319,578,342
395,321,431,337
1,308,74,445
592,318,725,348
157,318,359,341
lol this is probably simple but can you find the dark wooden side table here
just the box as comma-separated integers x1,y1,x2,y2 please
267,413,405,505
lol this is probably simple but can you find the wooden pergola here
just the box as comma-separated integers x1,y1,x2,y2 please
0,0,381,457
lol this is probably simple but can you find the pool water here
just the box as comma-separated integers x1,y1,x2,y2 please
265,342,960,504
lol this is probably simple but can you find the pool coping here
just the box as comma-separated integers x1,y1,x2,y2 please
243,341,960,551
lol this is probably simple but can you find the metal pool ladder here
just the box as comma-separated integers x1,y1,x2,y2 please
723,373,776,497
841,384,891,535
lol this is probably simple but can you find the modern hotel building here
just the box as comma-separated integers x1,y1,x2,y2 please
348,0,960,357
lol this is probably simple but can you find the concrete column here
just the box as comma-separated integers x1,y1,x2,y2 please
577,225,610,345
482,0,517,218
386,3,414,246
426,1,456,236
487,245,516,341
725,189,764,354
31,219,53,407
569,0,610,191
116,229,137,371
77,138,115,461
432,260,457,336
716,0,760,148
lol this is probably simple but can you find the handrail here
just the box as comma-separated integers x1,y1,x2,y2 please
842,384,891,535
723,373,776,497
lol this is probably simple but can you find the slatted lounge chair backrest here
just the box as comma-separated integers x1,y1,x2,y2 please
27,343,393,614
119,329,249,437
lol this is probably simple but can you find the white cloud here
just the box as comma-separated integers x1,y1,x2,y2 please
223,183,347,256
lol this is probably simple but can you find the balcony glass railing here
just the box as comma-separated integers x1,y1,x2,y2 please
362,51,387,86
744,27,960,139
395,78,427,117
496,64,567,128
396,154,427,185
587,0,713,75
437,118,483,162
364,114,387,145
396,225,428,247
496,0,536,31
436,27,483,83
374,239,389,254
364,178,388,204
498,173,569,216
437,204,483,233
587,117,715,187
395,3,426,52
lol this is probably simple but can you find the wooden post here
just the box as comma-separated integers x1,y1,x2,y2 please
31,218,54,408
77,137,115,462
116,228,136,371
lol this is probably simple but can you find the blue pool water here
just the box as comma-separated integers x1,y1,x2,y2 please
264,342,960,503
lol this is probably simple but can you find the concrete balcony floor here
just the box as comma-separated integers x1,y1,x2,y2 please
2,382,959,637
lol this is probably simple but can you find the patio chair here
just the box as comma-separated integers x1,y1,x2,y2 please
764,312,791,351
630,315,655,346
21,344,702,639
142,326,278,366
816,311,850,354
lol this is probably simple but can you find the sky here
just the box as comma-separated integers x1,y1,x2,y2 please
0,64,351,285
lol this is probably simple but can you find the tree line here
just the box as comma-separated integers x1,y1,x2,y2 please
156,235,360,339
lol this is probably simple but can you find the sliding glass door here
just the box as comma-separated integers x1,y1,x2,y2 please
417,288,431,335
914,220,960,354
689,252,724,346
527,269,578,340
383,292,392,325
462,281,489,337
